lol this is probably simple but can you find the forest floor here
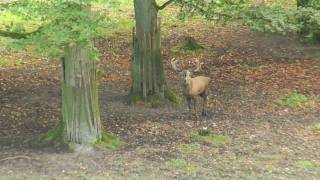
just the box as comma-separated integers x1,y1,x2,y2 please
0,25,320,179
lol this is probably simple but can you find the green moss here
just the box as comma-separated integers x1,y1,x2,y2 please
96,68,106,80
94,132,123,150
164,90,183,106
38,121,65,145
276,93,308,107
191,131,230,146
128,90,182,108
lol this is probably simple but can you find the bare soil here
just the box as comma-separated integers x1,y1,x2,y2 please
0,27,319,179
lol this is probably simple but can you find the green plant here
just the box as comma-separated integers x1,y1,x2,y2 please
277,92,308,107
164,90,183,106
94,132,123,150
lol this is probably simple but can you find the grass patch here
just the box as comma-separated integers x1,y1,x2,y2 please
164,90,183,106
95,132,123,150
0,56,23,67
191,131,230,146
164,159,195,173
296,160,320,169
276,92,308,107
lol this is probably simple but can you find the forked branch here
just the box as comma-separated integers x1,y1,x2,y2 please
156,0,175,10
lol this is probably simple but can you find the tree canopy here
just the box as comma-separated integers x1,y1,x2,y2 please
0,0,117,59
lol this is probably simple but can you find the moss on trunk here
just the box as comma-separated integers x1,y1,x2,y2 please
62,44,102,145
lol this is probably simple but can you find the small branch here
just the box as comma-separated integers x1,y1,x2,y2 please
0,25,46,39
156,0,175,10
0,155,31,162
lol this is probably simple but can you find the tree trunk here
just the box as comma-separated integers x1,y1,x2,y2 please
62,44,102,144
131,0,166,100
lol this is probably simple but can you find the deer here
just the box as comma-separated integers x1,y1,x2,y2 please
170,58,211,117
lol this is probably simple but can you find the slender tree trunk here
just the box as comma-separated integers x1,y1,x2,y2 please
131,0,166,100
62,44,102,144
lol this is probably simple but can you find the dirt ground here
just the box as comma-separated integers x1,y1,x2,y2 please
0,26,319,179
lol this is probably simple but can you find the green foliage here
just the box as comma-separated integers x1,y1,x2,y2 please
240,6,299,34
1,0,117,59
298,0,320,9
191,131,230,146
164,90,183,106
94,132,123,150
239,4,320,42
176,0,248,23
296,7,320,42
276,92,308,107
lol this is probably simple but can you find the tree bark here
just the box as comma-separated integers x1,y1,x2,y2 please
131,0,166,100
62,44,102,144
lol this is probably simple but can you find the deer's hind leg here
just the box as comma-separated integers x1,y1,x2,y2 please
200,92,208,116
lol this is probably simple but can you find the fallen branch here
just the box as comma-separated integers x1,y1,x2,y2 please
0,155,32,162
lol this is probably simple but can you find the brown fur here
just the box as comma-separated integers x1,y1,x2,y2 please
181,70,210,116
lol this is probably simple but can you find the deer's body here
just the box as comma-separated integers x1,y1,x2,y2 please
181,70,210,116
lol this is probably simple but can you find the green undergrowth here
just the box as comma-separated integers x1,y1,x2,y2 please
276,92,309,107
191,131,230,146
0,12,40,32
164,90,183,106
94,132,123,150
